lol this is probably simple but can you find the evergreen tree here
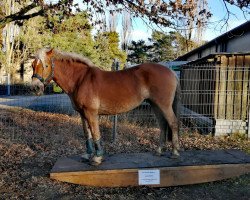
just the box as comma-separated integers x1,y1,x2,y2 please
169,31,199,58
127,31,199,64
95,31,126,68
149,31,175,62
127,40,152,64
7,12,126,76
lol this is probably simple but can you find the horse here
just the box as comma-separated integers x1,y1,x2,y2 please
31,48,181,165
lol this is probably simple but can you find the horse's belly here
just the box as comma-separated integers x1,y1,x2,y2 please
98,83,149,115
98,100,142,115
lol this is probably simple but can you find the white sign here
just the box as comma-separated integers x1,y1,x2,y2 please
138,169,160,185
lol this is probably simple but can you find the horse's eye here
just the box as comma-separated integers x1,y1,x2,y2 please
46,65,48,68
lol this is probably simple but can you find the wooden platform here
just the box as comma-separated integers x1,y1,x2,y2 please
50,150,250,187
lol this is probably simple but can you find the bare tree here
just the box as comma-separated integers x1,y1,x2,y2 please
1,0,32,81
0,1,248,30
1,0,19,76
121,10,132,53
109,10,118,32
175,0,210,52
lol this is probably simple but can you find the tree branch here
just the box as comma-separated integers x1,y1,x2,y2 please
0,3,43,28
122,0,173,27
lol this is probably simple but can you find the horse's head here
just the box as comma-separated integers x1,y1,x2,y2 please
31,48,55,95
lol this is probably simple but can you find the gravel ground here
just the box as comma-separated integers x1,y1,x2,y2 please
0,107,249,200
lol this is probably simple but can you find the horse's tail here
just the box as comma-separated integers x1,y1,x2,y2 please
167,78,181,141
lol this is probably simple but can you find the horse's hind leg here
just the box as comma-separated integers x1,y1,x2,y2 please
151,104,167,155
164,108,180,158
153,102,180,158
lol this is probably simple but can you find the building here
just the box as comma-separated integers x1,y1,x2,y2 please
176,20,250,62
175,21,250,137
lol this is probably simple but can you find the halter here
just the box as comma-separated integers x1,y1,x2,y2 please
32,58,55,86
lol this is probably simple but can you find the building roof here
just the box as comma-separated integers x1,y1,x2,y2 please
180,52,250,69
159,61,188,70
175,20,250,61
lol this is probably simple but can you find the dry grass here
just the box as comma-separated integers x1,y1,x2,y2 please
0,107,249,199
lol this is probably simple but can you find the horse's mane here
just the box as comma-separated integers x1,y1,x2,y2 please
36,48,96,67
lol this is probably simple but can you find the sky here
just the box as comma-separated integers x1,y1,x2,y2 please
72,0,249,43
128,0,250,42
203,0,249,40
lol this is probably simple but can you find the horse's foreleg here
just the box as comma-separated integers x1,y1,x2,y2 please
84,110,104,166
80,115,95,161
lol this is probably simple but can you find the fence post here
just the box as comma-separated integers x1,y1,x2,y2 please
112,115,118,142
112,59,119,142
248,107,250,139
7,73,11,96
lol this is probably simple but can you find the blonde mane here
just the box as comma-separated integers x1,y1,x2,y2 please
36,48,96,67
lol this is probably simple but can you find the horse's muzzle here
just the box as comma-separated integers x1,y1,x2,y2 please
31,79,44,96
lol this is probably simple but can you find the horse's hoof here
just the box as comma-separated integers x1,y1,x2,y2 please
170,150,180,159
155,148,164,156
90,156,104,166
81,153,93,162
155,152,163,156
177,147,184,151
170,154,179,159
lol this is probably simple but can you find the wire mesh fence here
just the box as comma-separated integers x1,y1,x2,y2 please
0,63,250,142
180,63,250,136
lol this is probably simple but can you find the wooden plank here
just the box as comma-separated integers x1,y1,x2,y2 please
234,55,244,119
50,150,250,187
50,164,250,187
209,64,216,118
226,56,235,120
242,55,250,120
214,57,220,118
218,56,227,119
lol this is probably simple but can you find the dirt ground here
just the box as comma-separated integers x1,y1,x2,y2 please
0,107,249,200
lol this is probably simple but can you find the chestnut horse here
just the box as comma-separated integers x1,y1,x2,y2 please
31,48,180,165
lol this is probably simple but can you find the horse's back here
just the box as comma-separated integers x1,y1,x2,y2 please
138,63,175,76
133,63,178,103
104,62,177,92
94,63,177,95
134,63,177,88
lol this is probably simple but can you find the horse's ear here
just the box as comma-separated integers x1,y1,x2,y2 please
46,48,54,56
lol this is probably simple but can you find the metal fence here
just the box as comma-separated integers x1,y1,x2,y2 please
180,64,250,136
0,64,250,141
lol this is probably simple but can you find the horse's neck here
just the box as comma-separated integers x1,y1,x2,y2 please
53,60,88,94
